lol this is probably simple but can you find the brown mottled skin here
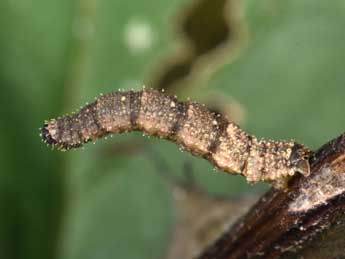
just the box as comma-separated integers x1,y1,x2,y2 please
41,89,311,189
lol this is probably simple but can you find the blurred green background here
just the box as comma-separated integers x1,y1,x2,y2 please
1,0,345,259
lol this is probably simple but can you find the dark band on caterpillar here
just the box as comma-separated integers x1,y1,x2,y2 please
129,90,142,127
40,89,312,189
169,100,188,138
208,112,229,154
240,134,253,173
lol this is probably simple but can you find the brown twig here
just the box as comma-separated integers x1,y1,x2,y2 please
197,132,345,259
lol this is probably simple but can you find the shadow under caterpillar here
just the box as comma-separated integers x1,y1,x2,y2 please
41,89,311,189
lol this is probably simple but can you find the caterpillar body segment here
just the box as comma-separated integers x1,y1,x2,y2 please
41,89,311,189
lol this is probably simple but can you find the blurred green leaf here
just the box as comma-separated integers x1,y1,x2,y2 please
211,0,345,149
0,0,73,258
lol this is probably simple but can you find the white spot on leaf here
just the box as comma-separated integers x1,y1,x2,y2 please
124,18,154,54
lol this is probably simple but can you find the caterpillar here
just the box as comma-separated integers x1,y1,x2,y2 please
41,89,311,189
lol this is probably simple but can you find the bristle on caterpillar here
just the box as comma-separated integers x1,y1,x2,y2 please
41,89,312,189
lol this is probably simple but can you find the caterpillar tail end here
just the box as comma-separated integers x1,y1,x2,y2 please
290,143,312,177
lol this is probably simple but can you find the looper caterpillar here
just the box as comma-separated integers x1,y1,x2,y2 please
41,89,311,189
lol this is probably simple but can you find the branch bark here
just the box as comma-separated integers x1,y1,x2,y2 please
197,133,345,258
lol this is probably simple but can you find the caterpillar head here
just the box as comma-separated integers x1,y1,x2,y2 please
41,121,59,146
40,118,83,150
290,143,312,177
